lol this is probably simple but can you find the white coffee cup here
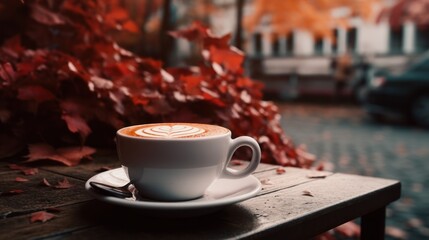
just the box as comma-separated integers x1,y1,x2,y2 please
116,123,261,201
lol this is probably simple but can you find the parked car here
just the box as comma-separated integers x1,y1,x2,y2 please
363,52,429,127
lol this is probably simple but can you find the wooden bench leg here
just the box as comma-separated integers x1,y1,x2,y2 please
361,207,386,240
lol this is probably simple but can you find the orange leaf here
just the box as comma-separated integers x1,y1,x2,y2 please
122,20,139,33
30,211,55,223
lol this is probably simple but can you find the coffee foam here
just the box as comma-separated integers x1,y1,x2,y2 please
120,123,229,139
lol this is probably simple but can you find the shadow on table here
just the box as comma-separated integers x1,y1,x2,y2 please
78,200,257,238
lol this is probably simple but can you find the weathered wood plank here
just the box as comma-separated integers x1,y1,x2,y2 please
0,201,98,240
237,173,400,240
35,172,399,240
253,167,334,196
0,169,91,218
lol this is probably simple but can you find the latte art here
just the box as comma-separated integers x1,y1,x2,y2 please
120,123,230,139
135,125,206,138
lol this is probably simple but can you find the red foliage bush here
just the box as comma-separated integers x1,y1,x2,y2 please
0,0,314,167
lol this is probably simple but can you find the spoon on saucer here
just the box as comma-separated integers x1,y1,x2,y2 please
89,181,133,198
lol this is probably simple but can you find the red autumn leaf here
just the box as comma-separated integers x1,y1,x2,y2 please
276,167,286,174
30,211,55,223
168,22,208,41
105,9,129,21
334,221,361,237
30,4,65,26
0,62,15,83
15,177,29,182
17,85,56,103
180,75,203,95
22,168,39,176
2,36,25,58
26,144,95,166
209,47,244,73
122,20,140,33
61,114,92,139
54,178,73,189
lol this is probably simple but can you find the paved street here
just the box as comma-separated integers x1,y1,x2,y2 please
278,102,429,240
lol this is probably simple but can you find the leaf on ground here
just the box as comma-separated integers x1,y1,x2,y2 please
22,168,39,176
15,177,29,182
30,211,55,223
302,190,314,197
334,221,360,237
386,226,407,239
25,144,96,166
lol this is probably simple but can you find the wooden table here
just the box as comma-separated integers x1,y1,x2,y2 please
0,151,401,240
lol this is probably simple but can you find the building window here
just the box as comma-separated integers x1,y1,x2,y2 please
286,32,294,55
415,27,429,52
314,38,324,55
389,26,403,54
253,33,262,56
332,29,339,54
347,27,357,53
272,33,280,56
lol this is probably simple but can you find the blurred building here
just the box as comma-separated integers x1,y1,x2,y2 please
173,0,427,99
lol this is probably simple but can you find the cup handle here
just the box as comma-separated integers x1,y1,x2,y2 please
222,136,261,178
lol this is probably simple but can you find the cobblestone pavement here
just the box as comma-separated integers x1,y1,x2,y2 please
278,102,429,240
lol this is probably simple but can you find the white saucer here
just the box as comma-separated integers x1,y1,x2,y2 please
85,168,261,216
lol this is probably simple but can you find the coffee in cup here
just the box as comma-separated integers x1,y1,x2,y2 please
116,123,261,201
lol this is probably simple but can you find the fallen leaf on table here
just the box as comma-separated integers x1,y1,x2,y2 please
30,211,55,223
41,177,74,189
260,178,273,185
54,178,73,189
307,171,329,179
302,190,313,197
15,177,29,182
22,168,39,176
276,167,286,174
